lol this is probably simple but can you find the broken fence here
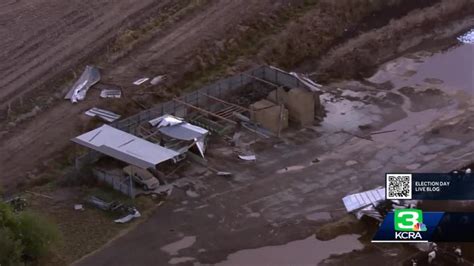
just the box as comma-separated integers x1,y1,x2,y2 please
93,169,136,198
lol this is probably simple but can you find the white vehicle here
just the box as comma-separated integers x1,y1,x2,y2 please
123,166,160,190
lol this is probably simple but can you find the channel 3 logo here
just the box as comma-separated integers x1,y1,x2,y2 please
395,209,427,232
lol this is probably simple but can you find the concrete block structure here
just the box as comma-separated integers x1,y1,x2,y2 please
250,99,288,134
287,88,315,127
267,87,288,105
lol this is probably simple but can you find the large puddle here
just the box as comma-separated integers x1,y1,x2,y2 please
217,234,363,266
409,44,473,93
320,43,473,135
370,44,474,94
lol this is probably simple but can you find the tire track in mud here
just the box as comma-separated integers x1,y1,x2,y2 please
108,0,277,82
0,2,102,75
0,0,216,191
0,0,289,192
0,0,175,108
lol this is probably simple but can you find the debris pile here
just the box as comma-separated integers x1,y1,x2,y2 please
342,187,417,221
149,114,209,159
5,197,28,212
86,196,124,211
85,196,142,224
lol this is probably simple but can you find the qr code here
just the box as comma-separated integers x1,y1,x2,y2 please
386,174,412,199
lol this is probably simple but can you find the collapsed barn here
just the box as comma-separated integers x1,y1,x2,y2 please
72,65,323,197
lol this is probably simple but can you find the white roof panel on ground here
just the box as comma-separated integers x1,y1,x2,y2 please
159,122,208,141
149,114,209,141
72,125,180,169
342,187,385,212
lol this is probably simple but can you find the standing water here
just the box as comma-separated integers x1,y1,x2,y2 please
405,44,474,93
216,234,363,266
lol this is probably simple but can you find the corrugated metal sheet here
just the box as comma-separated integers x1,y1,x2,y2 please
159,123,208,141
150,114,208,141
100,89,122,98
64,66,100,103
342,187,385,212
72,125,180,169
85,107,121,122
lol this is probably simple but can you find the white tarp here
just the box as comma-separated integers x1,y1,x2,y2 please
342,187,385,212
72,125,180,169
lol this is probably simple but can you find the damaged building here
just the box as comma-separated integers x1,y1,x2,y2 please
72,65,323,197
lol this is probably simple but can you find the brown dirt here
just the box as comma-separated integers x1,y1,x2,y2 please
1,0,473,194
0,0,180,109
0,0,289,192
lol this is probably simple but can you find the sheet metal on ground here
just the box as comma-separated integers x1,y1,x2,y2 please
85,108,121,122
72,125,180,169
64,66,101,103
342,187,385,212
158,122,209,141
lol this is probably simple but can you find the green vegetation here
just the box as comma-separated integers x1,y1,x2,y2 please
0,201,61,265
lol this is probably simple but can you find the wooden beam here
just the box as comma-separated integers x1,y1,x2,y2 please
173,98,237,125
199,92,251,112
243,73,280,89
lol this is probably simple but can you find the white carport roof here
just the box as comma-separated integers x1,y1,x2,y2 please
72,125,180,169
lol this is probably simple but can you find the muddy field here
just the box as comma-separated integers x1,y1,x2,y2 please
76,43,474,265
1,0,473,193
0,0,285,191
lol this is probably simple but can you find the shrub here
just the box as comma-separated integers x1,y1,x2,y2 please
0,202,61,263
16,211,61,259
0,227,23,266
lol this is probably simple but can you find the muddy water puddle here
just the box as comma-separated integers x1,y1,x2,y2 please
405,44,473,93
217,234,363,265
370,44,473,94
320,43,473,136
